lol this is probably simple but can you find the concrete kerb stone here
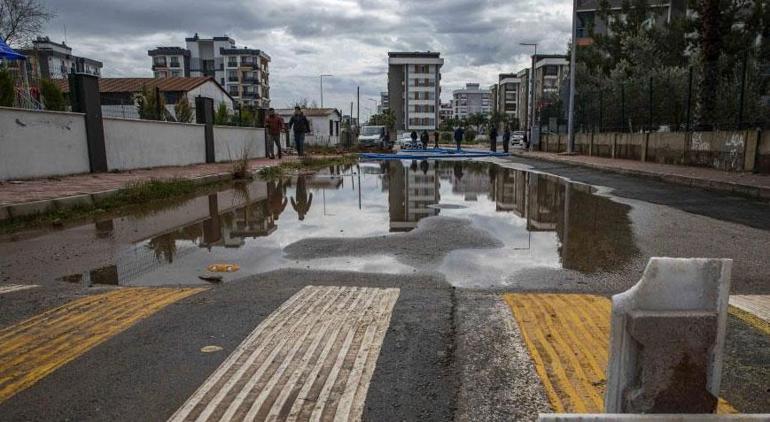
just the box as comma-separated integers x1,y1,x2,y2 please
6,199,57,219
510,152,770,201
53,194,94,210
539,414,770,421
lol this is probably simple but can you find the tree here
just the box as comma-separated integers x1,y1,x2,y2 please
39,79,64,111
465,113,489,132
174,96,193,123
368,108,396,132
239,107,255,127
0,0,52,46
136,86,165,121
0,67,15,107
214,102,230,125
696,0,723,129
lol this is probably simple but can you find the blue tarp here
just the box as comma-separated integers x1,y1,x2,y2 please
0,38,25,61
359,148,510,161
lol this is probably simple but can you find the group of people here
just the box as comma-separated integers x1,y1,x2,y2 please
265,106,311,159
487,125,515,153
409,130,441,149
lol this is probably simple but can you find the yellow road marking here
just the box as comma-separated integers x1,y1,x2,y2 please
729,304,770,337
503,293,738,414
0,287,204,404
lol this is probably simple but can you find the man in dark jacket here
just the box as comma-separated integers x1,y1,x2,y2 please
489,125,498,152
454,126,465,151
420,130,429,149
288,106,310,156
265,108,284,159
502,125,511,153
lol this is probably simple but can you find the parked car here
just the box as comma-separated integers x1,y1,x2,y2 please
358,125,391,148
512,131,526,146
397,132,421,149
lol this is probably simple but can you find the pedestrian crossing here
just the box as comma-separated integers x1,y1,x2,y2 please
729,295,770,336
503,293,737,415
0,287,204,404
169,285,400,422
0,284,38,295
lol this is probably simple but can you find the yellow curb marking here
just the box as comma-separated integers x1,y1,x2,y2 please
0,287,205,404
503,293,738,414
728,304,770,337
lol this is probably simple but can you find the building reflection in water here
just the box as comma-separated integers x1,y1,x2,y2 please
56,161,638,287
387,160,441,232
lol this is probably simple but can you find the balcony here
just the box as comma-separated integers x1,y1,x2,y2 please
242,91,260,99
228,75,239,82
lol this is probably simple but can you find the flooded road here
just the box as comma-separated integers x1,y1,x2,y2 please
1,159,768,292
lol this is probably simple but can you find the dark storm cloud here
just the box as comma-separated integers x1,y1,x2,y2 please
41,0,572,111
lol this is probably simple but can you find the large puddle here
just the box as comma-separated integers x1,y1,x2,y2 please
0,160,641,289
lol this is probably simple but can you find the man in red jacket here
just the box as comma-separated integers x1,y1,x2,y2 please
265,108,284,159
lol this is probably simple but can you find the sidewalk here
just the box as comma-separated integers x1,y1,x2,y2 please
0,157,296,219
511,151,770,201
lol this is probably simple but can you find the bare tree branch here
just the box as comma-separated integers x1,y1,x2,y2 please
0,0,53,47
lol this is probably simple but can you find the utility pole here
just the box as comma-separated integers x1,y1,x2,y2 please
567,0,577,153
356,86,360,129
319,74,332,108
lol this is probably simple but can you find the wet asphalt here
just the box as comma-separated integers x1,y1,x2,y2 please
1,155,769,420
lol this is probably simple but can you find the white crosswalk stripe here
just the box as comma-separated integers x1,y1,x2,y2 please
730,295,770,323
169,285,400,422
0,284,38,295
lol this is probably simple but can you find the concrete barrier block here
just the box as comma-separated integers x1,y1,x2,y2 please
539,414,770,421
605,258,732,414
90,189,119,204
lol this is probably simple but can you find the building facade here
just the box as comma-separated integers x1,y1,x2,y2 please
148,47,190,78
516,68,530,132
452,83,492,120
498,73,522,127
19,37,102,80
387,51,443,132
378,91,389,113
576,0,686,45
149,34,271,108
439,102,453,125
533,55,569,123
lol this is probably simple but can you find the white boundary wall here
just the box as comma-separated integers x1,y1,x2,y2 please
214,125,266,162
103,117,206,170
0,107,90,181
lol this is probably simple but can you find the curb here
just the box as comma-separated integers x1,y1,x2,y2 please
511,152,770,201
0,171,237,223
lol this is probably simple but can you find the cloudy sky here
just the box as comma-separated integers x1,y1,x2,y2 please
42,0,572,119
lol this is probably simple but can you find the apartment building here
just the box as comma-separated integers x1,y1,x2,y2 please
149,34,271,108
439,102,453,124
576,0,686,45
533,55,569,107
498,73,522,124
516,68,530,132
378,91,389,113
18,37,102,80
387,51,444,131
452,83,492,120
148,47,190,78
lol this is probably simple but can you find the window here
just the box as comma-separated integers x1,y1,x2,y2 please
153,56,167,66
544,65,559,76
227,57,238,67
329,120,334,136
227,70,239,82
170,57,180,68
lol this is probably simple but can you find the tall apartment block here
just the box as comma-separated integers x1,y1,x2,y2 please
452,83,492,120
379,91,389,113
497,73,522,127
387,52,443,131
18,37,102,80
149,34,271,108
516,68,530,131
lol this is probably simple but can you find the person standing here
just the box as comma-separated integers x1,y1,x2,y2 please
288,106,311,156
433,131,440,149
265,108,284,159
502,125,511,153
489,125,498,152
420,130,429,149
410,130,418,148
453,126,465,151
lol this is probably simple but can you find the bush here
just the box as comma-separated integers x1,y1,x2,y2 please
174,97,193,123
440,132,452,143
214,102,230,125
464,128,477,143
40,79,66,111
136,86,165,120
0,68,14,107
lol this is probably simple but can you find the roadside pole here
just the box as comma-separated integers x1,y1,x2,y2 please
567,0,577,154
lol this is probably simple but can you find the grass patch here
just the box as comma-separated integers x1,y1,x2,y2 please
258,155,359,180
0,178,225,235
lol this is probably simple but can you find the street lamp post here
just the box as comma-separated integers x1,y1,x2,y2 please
320,74,333,108
520,42,537,151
